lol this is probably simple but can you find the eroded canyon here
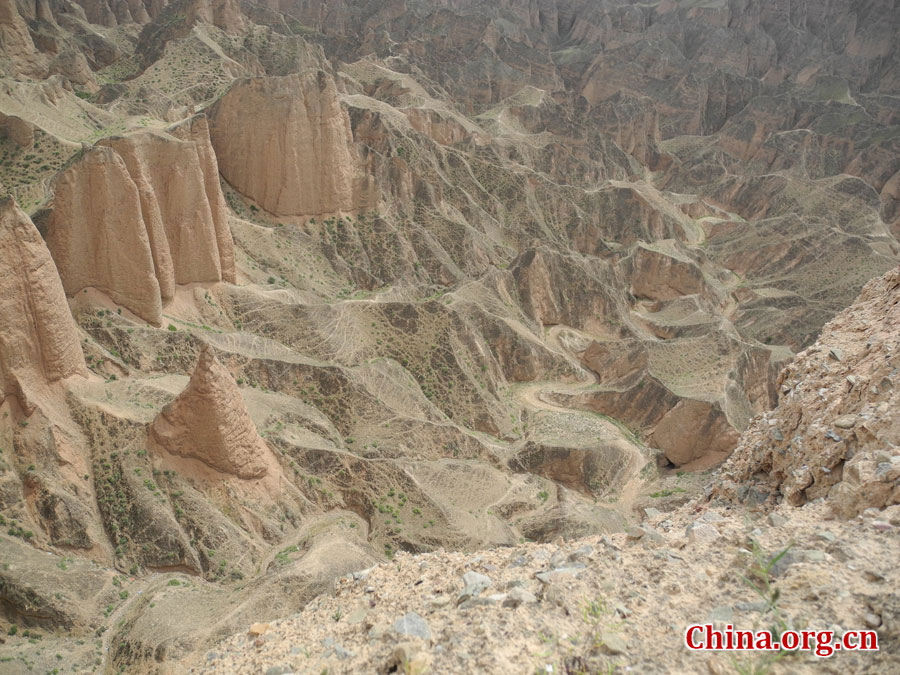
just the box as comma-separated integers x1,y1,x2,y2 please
0,0,898,672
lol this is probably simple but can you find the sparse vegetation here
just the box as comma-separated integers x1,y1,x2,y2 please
0,4,896,674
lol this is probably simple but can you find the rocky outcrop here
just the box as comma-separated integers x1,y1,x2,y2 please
135,0,250,68
405,107,475,146
720,265,900,516
182,0,248,34
168,115,236,283
69,0,162,27
580,341,647,388
208,70,374,217
100,121,236,289
0,0,41,77
41,118,236,325
42,145,165,323
0,0,98,86
554,372,738,468
565,335,768,467
627,243,713,303
0,198,85,412
651,398,740,467
589,93,665,170
149,345,271,479
0,113,36,147
509,248,623,333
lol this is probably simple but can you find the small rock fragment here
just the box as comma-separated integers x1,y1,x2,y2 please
568,545,593,562
536,566,584,584
625,526,646,540
428,595,452,610
264,666,293,675
767,513,787,527
833,415,857,429
458,571,492,603
685,522,720,544
798,549,826,563
460,593,507,609
392,612,431,641
503,587,538,607
352,565,376,581
735,601,767,613
864,569,885,583
600,632,628,655
248,622,269,637
699,511,725,524
333,645,353,660
707,606,734,623
549,549,568,569
863,613,882,628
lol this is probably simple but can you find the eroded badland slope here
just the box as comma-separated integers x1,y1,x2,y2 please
0,0,898,672
180,265,900,674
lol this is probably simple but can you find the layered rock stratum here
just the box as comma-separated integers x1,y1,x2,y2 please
0,0,898,672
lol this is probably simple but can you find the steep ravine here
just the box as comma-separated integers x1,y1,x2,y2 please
0,1,898,673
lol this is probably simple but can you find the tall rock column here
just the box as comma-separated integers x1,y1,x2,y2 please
43,145,165,324
208,70,373,217
169,115,236,283
0,198,86,411
99,131,224,289
42,119,238,324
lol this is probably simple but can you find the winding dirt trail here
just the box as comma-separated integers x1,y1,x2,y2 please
510,327,651,512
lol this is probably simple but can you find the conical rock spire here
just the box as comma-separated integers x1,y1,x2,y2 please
150,345,270,479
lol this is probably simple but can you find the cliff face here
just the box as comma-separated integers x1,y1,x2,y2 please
41,117,236,324
208,70,374,217
0,0,100,86
182,0,248,33
149,345,272,479
43,144,166,324
100,120,235,288
0,198,85,412
168,114,236,284
68,0,164,27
